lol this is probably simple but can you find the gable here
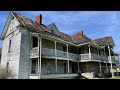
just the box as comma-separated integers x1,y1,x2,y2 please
45,23,62,37
0,12,20,40
5,16,20,37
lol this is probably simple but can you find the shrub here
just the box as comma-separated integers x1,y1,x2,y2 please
0,66,15,79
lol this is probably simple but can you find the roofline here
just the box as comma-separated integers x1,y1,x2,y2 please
29,31,104,49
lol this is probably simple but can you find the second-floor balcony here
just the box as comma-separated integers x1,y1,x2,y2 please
30,47,118,63
78,53,108,62
30,47,78,61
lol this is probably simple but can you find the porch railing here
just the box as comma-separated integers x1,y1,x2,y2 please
56,50,67,58
69,53,78,60
41,48,55,57
30,47,39,57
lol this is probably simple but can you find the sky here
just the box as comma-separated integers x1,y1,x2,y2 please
0,11,120,54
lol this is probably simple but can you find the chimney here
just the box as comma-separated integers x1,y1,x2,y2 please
36,14,42,25
80,30,83,35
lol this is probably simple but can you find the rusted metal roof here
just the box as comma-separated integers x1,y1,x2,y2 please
71,32,92,45
93,36,115,46
12,12,45,32
13,12,114,47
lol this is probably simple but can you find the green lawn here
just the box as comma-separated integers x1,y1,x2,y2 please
111,76,120,79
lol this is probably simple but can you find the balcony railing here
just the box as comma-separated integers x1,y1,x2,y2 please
100,56,108,61
42,48,55,57
108,56,119,63
56,50,67,58
91,54,99,60
79,53,90,60
30,47,38,57
30,47,77,60
30,47,118,63
79,53,108,62
69,53,78,60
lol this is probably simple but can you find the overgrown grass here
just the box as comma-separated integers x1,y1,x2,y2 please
110,76,120,79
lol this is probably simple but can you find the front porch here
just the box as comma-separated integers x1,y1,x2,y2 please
28,73,78,79
29,58,78,79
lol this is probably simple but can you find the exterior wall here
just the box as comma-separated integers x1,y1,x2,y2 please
41,58,73,75
6,17,20,37
18,29,31,79
1,29,21,79
79,62,100,73
42,38,55,49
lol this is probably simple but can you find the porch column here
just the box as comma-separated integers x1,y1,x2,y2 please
112,48,117,72
55,41,57,73
106,63,108,72
97,49,101,73
88,45,91,59
66,44,70,73
99,62,102,73
77,47,80,72
38,36,42,79
86,62,88,72
38,36,40,79
108,45,114,77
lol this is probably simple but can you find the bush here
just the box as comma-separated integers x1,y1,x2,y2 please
0,66,15,79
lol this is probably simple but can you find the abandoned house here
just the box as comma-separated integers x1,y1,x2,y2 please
0,11,119,79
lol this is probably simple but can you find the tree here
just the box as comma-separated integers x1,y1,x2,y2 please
0,66,15,79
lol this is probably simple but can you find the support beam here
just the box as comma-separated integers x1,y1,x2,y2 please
77,47,80,72
55,41,57,73
97,49,100,60
38,36,42,79
38,36,40,79
108,45,114,77
86,62,88,72
88,45,91,59
106,63,108,72
66,44,69,73
99,62,102,73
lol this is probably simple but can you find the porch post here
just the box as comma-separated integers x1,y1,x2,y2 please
99,62,102,73
66,44,70,73
97,49,101,73
108,45,114,77
77,47,80,72
106,63,108,72
38,36,40,79
55,41,57,73
88,45,91,59
86,62,88,72
39,37,42,79
112,48,117,72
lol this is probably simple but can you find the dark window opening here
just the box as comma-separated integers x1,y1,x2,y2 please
32,37,38,47
6,62,9,74
31,60,37,74
8,40,12,53
71,47,74,53
51,29,54,34
63,46,66,52
64,63,67,73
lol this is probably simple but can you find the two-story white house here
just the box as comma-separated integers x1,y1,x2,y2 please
0,11,119,79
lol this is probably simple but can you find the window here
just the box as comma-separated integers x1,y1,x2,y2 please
71,47,73,53
8,39,12,53
63,46,66,51
6,62,9,74
51,29,54,34
32,37,38,48
31,60,37,74
64,63,67,73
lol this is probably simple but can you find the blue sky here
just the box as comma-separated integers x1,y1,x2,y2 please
0,11,120,54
